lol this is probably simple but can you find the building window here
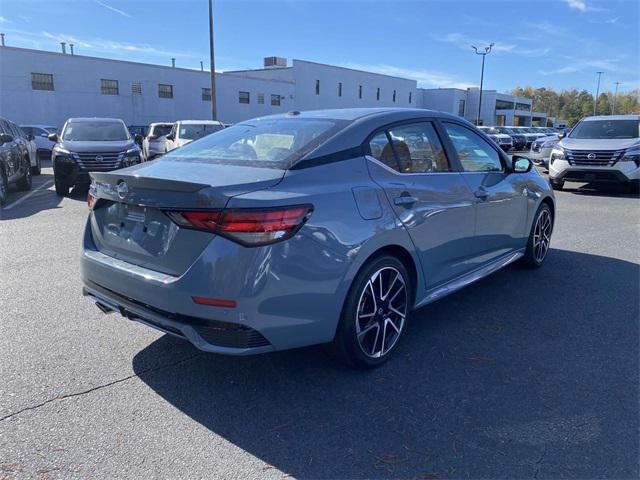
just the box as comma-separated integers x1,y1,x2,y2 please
376,88,380,101
31,73,54,91
409,92,412,104
271,94,281,106
100,79,119,95
338,82,342,97
257,93,265,104
132,81,142,96
158,84,173,99
515,102,531,112
458,99,465,117
359,85,362,99
202,87,212,101
239,91,250,104
315,79,320,95
393,90,396,102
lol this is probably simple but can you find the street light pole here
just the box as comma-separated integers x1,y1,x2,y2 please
593,71,603,116
472,43,494,126
612,81,620,114
208,0,218,121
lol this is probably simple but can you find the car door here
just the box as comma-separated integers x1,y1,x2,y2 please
366,120,478,289
441,121,528,265
0,119,19,179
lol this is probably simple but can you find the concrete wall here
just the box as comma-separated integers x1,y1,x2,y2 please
0,47,293,127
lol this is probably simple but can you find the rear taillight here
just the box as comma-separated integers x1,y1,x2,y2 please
87,183,97,209
165,205,313,246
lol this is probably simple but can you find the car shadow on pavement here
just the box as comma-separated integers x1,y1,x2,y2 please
562,182,639,199
132,248,639,479
0,173,86,220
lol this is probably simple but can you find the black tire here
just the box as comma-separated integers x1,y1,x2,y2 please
31,156,41,175
331,255,412,369
54,177,69,196
16,158,32,191
550,179,564,190
519,203,553,269
0,167,8,207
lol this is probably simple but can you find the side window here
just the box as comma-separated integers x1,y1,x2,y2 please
443,122,503,172
368,131,398,170
387,122,450,173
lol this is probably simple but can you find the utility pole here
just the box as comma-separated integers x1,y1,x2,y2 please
612,81,620,114
208,0,218,121
593,71,603,115
472,43,494,126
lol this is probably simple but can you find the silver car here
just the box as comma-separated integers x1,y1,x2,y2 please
142,123,173,160
81,108,555,368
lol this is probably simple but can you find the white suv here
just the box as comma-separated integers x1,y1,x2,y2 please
549,115,640,191
165,120,224,152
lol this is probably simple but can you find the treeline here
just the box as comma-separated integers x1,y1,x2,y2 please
509,87,639,126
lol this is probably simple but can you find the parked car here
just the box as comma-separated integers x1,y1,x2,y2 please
529,134,560,168
0,117,32,205
495,127,527,150
142,122,173,160
549,114,640,191
50,117,143,196
81,108,555,368
20,125,58,163
18,126,40,174
478,126,513,151
165,120,225,152
513,127,546,149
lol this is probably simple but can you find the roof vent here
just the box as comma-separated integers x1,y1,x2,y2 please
264,56,287,68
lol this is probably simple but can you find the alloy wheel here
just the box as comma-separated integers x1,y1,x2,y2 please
355,266,408,358
533,209,552,263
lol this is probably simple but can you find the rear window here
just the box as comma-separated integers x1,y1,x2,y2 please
62,122,129,141
569,119,639,139
179,123,224,140
165,118,344,169
151,125,172,137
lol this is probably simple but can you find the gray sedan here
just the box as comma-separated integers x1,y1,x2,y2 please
81,108,554,368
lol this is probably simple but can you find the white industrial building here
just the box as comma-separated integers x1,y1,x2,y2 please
0,45,555,128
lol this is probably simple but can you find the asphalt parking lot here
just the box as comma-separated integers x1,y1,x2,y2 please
1,162,638,479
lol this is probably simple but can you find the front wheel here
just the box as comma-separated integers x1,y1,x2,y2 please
0,167,8,206
331,255,411,368
519,203,553,269
31,156,41,175
16,160,32,191
54,178,69,196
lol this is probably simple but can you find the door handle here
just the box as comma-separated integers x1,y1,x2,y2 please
393,194,418,206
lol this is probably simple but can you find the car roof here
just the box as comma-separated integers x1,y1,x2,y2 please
66,117,126,123
177,120,224,125
582,115,640,121
20,124,57,129
256,107,463,123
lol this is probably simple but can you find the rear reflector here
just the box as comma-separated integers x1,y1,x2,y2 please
192,296,237,308
165,205,313,246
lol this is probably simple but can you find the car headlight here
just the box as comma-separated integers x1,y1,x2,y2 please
620,147,640,167
122,147,141,166
550,147,565,165
53,145,71,155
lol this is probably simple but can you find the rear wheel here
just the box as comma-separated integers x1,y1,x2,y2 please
519,203,553,269
55,177,69,196
331,255,411,368
16,158,32,191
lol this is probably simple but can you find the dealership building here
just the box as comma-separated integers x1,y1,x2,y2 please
0,45,554,128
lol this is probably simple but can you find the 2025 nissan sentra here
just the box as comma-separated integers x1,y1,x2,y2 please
81,108,554,368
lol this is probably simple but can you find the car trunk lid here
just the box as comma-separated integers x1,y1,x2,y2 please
88,159,285,276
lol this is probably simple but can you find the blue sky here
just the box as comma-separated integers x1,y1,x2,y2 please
1,0,638,93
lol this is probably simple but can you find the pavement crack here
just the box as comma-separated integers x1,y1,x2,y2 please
533,446,547,479
0,352,203,422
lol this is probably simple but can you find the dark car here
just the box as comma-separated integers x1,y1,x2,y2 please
496,127,527,150
0,117,32,206
50,118,143,196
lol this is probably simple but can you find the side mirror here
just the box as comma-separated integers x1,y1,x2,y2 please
166,134,175,141
48,133,59,143
134,134,143,145
0,133,14,145
557,132,565,140
512,155,533,173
